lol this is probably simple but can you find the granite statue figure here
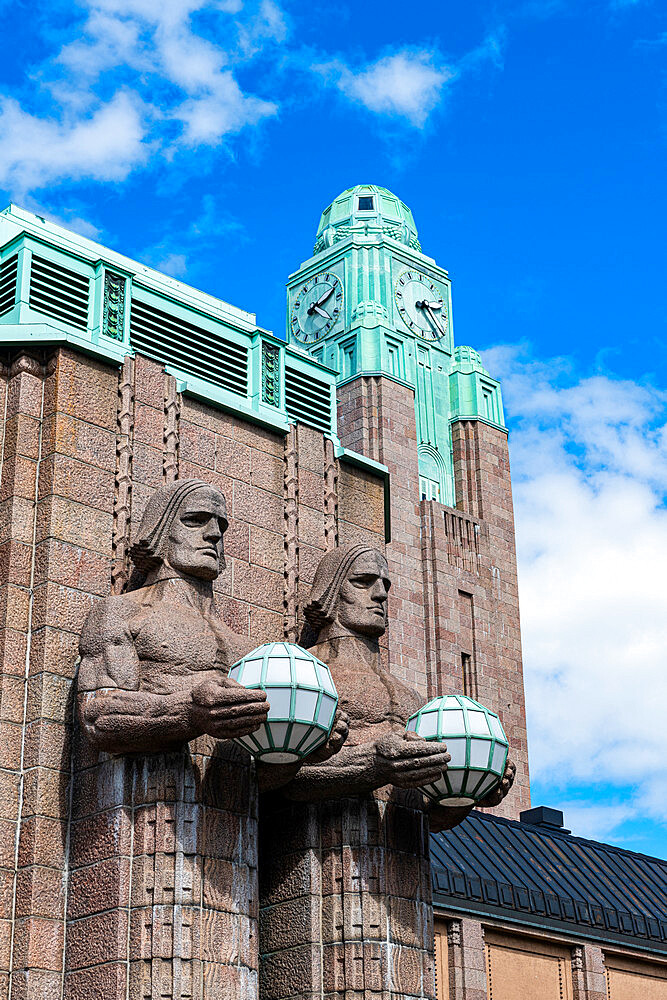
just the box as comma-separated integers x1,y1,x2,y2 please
276,543,515,826
78,478,270,753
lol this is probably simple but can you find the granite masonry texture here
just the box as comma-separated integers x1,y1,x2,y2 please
337,375,530,816
260,789,435,1000
0,347,527,999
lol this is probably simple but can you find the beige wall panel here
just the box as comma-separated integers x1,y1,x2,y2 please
606,953,667,1000
486,933,573,1000
434,923,449,1000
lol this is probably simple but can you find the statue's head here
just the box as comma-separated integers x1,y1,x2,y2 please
304,544,390,641
130,479,228,583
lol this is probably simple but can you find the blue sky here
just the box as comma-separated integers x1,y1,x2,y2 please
1,0,666,857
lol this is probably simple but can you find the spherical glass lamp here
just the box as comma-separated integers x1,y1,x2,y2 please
406,694,509,807
228,642,338,764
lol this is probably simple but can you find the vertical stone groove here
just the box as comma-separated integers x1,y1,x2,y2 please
7,359,45,1000
163,374,180,484
125,762,136,1000
420,502,439,699
284,425,299,641
324,437,338,550
112,357,135,594
0,361,8,491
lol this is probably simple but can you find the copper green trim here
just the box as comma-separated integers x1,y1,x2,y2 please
102,271,126,341
261,340,281,406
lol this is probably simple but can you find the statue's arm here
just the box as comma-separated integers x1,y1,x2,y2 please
278,742,390,800
256,708,350,794
278,731,451,802
78,601,269,755
77,601,203,753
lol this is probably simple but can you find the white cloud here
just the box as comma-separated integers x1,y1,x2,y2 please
314,50,455,128
0,0,284,196
0,91,148,192
484,345,667,833
237,0,287,57
150,251,188,277
556,801,637,842
175,74,276,146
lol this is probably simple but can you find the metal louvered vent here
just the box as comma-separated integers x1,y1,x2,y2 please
130,297,248,397
29,255,90,330
285,365,332,435
0,256,18,317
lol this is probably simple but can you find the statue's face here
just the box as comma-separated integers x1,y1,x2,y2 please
335,551,390,638
165,487,227,581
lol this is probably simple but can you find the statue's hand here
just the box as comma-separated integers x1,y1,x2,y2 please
190,674,268,740
307,708,350,763
375,731,451,789
476,758,516,807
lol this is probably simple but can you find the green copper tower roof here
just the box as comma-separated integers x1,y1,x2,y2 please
288,183,507,506
314,184,421,255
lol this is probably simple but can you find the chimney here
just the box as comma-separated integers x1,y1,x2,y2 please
519,806,571,834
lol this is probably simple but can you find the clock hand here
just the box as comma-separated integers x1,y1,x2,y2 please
315,286,335,306
313,305,332,320
424,300,443,310
423,303,444,336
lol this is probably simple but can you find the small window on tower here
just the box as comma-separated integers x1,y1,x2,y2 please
358,196,374,211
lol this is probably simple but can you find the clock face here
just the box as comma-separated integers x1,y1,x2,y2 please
290,272,343,344
395,269,449,341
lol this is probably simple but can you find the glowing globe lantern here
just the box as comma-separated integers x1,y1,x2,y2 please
406,695,509,807
228,642,338,764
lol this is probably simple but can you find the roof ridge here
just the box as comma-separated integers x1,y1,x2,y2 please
468,810,667,866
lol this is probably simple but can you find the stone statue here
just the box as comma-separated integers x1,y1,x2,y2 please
258,543,516,998
276,542,515,826
78,478,269,753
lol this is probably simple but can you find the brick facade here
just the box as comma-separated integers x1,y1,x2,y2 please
0,346,530,997
337,377,530,817
0,346,386,999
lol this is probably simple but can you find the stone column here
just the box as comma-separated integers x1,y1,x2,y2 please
337,375,427,696
571,944,607,1000
446,919,488,1000
259,788,435,1000
65,741,259,1000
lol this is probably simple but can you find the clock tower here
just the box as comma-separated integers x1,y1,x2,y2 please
287,184,530,814
287,183,505,505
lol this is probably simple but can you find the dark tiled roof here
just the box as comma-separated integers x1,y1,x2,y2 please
431,810,667,954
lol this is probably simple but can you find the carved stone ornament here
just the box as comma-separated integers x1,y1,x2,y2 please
273,543,515,827
78,479,270,753
261,340,280,406
102,270,126,341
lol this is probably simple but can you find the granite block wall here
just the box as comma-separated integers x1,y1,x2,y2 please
337,377,530,817
0,346,386,999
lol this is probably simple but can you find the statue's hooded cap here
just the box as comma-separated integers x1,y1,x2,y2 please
129,479,228,576
304,543,386,633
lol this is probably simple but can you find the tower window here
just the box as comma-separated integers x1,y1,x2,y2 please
419,476,441,502
358,196,374,211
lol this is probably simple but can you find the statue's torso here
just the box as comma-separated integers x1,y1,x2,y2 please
311,637,422,745
108,580,253,692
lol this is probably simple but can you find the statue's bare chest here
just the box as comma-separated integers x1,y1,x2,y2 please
130,604,219,675
330,659,422,733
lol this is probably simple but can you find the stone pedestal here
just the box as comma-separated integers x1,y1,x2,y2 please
259,789,435,1000
66,740,259,1000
